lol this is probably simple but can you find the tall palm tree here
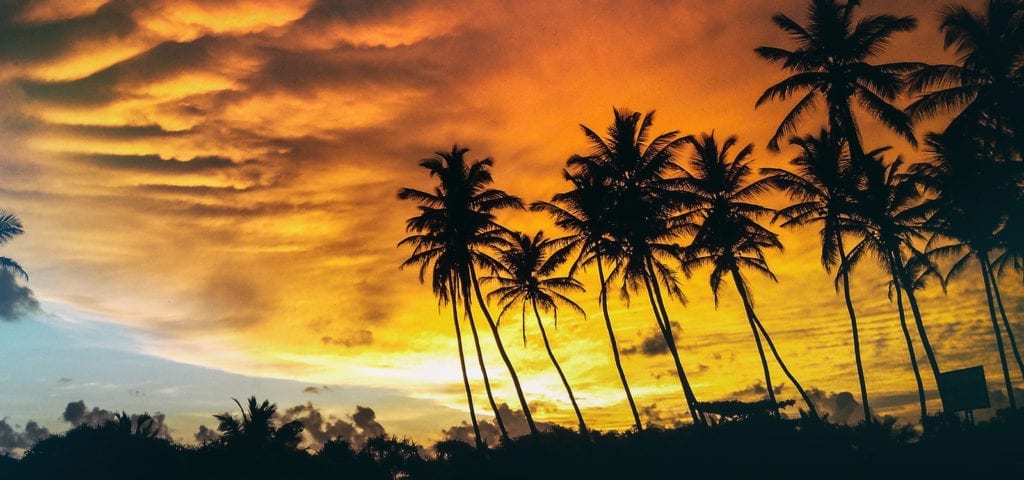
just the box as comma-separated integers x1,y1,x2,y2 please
568,108,704,426
0,211,27,280
398,145,527,446
906,0,1024,152
914,131,1023,409
842,155,944,418
755,0,919,159
486,230,589,434
532,170,644,431
679,132,819,419
760,129,872,423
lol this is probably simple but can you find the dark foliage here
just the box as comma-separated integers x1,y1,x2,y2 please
2,409,1022,479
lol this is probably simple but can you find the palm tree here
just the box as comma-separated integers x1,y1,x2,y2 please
568,108,704,426
679,132,819,419
486,230,589,434
214,397,303,451
914,131,1023,409
906,0,1024,152
0,211,27,280
755,0,919,159
398,145,527,445
889,269,928,419
760,129,872,423
842,155,944,418
532,170,644,431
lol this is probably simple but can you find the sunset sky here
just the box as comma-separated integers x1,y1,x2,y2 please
0,0,1019,451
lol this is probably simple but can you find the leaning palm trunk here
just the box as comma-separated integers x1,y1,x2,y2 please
642,263,703,425
597,255,643,431
989,262,1024,383
980,252,1017,410
889,250,943,389
900,274,942,388
470,265,539,435
740,291,779,416
462,285,511,442
895,283,927,419
531,299,588,434
449,280,485,448
732,268,819,419
838,241,871,424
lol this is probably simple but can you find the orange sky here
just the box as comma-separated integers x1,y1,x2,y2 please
0,0,1019,446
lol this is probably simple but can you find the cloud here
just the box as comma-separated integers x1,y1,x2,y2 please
441,403,557,447
640,403,686,429
19,34,232,105
805,389,863,425
60,400,173,440
0,418,50,456
193,424,220,444
0,0,137,65
62,400,116,427
623,322,682,356
727,381,787,401
280,402,387,452
0,270,39,321
303,385,331,394
321,329,374,348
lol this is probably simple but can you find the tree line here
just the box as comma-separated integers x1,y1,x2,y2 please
2,394,1022,479
398,0,1024,448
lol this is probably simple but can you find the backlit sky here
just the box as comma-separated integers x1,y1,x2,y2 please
0,0,1020,449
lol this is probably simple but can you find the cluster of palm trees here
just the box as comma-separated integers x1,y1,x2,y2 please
399,0,1022,447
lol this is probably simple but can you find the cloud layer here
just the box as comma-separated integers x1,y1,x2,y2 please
0,0,1016,438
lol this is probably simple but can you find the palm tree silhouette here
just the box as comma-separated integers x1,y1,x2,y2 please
533,170,644,431
906,0,1024,151
755,0,919,158
109,412,163,439
398,145,536,443
678,132,819,419
568,108,704,426
915,131,1023,409
0,210,27,280
761,129,872,423
214,397,303,451
842,155,944,419
486,230,589,434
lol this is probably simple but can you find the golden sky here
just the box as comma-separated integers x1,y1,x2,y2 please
0,0,1019,445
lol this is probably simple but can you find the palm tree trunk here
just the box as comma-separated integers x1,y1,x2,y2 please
470,264,539,435
734,274,777,417
449,279,484,448
732,267,819,419
461,277,511,442
895,283,927,420
980,252,1017,410
901,278,942,388
987,256,1024,384
596,254,643,431
835,102,865,163
531,299,588,434
837,239,872,424
642,261,703,425
890,250,943,387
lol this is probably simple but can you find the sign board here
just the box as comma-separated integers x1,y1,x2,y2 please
937,365,990,412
